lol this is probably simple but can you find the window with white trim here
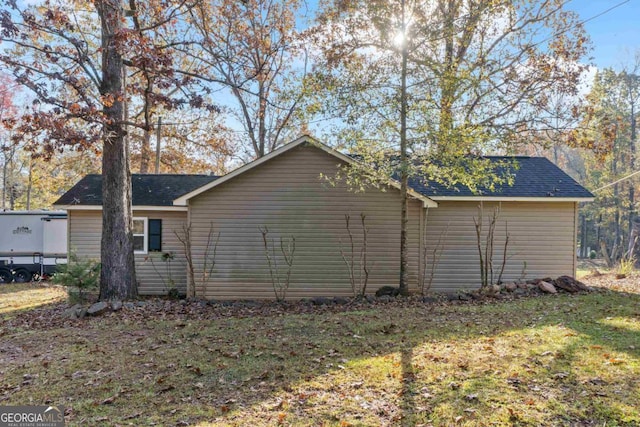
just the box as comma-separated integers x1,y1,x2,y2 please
132,217,148,254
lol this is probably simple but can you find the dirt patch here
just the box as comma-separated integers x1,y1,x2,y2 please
582,272,640,295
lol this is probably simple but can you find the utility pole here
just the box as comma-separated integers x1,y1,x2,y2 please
155,116,162,174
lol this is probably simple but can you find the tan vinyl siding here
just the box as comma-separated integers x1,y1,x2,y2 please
68,210,189,295
423,201,577,292
189,144,422,299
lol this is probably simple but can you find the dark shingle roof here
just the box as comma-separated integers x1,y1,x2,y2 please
54,174,219,206
55,155,592,208
407,156,593,199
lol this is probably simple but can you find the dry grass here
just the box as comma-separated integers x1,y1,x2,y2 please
0,282,66,316
583,270,640,294
0,279,638,426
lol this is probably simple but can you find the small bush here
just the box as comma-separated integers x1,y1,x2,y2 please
52,254,101,303
589,250,597,259
616,256,635,279
167,288,180,300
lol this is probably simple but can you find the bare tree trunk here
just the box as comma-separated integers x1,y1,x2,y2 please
26,158,32,210
628,99,637,256
96,0,137,301
2,153,7,210
258,80,267,158
398,0,410,296
140,126,152,173
613,133,621,260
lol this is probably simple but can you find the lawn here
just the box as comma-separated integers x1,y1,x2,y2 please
0,282,66,316
0,278,638,426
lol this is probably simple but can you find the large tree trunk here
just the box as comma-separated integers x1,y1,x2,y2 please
398,0,410,296
96,0,137,300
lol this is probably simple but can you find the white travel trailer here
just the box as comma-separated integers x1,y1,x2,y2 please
0,211,67,283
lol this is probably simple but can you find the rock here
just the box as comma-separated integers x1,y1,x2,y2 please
378,295,393,303
375,286,400,297
364,295,376,304
63,304,83,319
517,283,529,289
459,293,472,301
505,283,517,292
446,293,459,302
333,297,349,305
243,300,262,308
490,284,501,294
514,288,528,296
124,302,136,309
87,301,109,316
111,300,123,312
537,281,557,294
554,276,591,293
310,297,332,306
77,307,88,318
422,296,438,304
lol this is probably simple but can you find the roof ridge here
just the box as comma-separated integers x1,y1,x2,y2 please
132,173,217,177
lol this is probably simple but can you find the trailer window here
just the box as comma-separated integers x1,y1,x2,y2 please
133,218,148,254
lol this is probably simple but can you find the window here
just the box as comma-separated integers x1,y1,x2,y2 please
133,218,148,254
132,218,162,254
148,219,162,252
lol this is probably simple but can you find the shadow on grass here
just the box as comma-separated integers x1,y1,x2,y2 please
2,289,639,426
400,345,416,426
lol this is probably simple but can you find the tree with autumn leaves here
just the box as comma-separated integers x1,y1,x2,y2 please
0,0,307,300
572,59,640,263
310,0,590,293
0,0,213,299
182,0,310,160
0,0,599,298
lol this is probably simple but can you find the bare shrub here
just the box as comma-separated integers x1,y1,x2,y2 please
175,222,219,299
340,213,370,297
259,226,296,301
473,203,510,289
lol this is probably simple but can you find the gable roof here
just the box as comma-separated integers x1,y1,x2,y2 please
54,138,593,210
53,174,218,209
408,156,594,201
172,135,439,208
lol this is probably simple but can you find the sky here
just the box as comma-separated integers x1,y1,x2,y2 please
568,0,640,70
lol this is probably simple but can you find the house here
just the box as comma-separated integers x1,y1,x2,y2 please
54,136,594,299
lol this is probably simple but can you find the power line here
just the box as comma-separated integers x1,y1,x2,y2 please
527,0,630,52
593,169,640,192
